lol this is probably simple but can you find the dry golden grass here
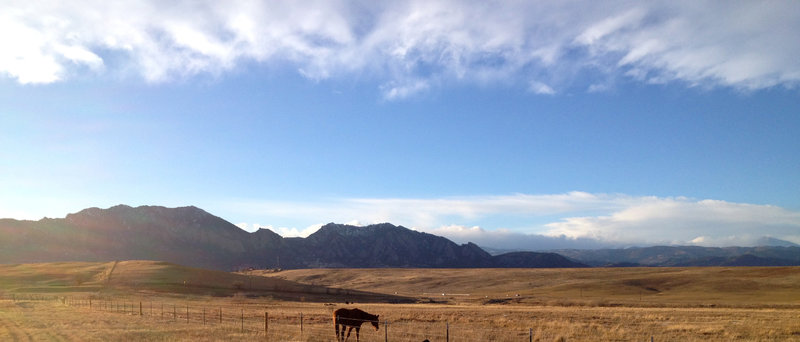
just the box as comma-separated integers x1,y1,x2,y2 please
262,267,800,307
2,262,799,341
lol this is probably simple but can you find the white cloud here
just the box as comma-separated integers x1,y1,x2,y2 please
272,223,325,238
429,225,613,250
235,222,261,233
235,222,322,237
544,198,800,246
220,193,800,247
2,1,797,95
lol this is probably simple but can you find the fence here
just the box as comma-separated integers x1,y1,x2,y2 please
5,294,550,341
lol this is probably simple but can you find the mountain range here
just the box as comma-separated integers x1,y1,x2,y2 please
553,245,800,267
1,205,797,270
0,205,584,270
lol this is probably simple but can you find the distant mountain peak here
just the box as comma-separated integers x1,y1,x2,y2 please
755,236,799,247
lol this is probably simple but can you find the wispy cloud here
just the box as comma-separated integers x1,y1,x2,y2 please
529,81,556,95
220,193,800,248
3,1,798,96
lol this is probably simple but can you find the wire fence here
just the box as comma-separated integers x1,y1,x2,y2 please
4,294,550,341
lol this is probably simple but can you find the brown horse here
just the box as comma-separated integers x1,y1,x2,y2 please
333,308,379,342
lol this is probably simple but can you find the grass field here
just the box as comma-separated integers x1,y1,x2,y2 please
260,266,800,307
1,261,799,341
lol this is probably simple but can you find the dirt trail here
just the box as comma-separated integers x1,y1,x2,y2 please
105,260,119,285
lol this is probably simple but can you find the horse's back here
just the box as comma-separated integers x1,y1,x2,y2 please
334,308,351,319
335,308,364,318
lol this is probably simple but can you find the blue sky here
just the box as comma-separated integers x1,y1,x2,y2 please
1,1,799,249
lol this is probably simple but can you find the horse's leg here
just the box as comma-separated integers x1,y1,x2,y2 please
355,326,360,342
335,321,340,342
344,326,352,342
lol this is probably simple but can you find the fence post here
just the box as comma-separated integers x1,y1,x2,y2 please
140,302,143,316
300,313,304,338
186,306,189,323
203,308,206,325
173,305,176,321
385,320,388,342
89,298,92,310
219,307,222,324
529,328,532,342
241,309,244,332
446,321,449,342
265,312,269,337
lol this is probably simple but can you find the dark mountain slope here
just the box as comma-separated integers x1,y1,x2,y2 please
0,205,253,269
490,252,588,268
285,223,493,268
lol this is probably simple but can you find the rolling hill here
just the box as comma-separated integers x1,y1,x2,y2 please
0,260,410,302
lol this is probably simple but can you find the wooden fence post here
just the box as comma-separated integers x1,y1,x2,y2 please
203,308,206,325
139,302,143,316
219,307,222,324
529,328,532,342
300,312,304,338
385,320,388,342
265,312,269,337
446,321,449,342
186,305,189,323
173,305,176,321
241,309,244,332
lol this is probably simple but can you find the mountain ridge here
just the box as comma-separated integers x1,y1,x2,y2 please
0,205,585,270
552,245,800,267
2,205,797,269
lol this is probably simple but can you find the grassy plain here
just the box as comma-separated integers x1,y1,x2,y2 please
262,267,800,307
1,261,799,341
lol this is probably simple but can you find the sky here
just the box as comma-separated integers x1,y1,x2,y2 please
1,0,799,250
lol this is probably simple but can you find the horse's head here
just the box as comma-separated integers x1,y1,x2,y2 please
371,315,380,330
